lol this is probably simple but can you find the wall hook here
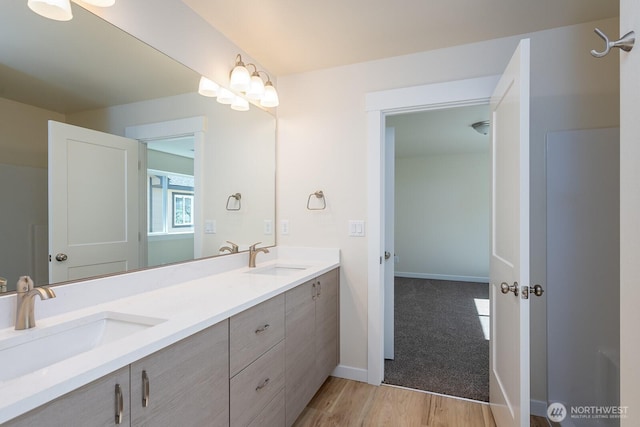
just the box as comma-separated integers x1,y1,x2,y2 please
590,28,635,58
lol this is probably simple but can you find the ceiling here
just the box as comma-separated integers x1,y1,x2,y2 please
181,0,618,76
388,105,490,158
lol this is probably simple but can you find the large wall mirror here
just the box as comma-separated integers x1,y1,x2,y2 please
0,2,276,291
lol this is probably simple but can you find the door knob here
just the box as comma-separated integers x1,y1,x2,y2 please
523,284,544,299
384,251,391,260
55,253,68,262
500,281,519,297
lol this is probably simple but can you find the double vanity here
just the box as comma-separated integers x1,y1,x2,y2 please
0,247,340,426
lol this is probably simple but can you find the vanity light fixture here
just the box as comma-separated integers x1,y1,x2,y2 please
216,87,235,105
27,0,116,21
231,96,250,111
229,54,279,108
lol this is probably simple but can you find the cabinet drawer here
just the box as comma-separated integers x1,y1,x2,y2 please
230,294,285,376
230,340,285,427
248,389,285,427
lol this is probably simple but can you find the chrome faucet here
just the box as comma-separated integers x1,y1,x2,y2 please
248,242,269,268
220,241,239,254
15,276,56,330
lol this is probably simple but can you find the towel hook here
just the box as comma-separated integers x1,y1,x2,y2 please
590,28,635,58
226,193,241,211
307,190,326,210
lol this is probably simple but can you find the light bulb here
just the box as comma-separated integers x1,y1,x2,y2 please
198,76,219,97
246,74,265,100
216,87,235,105
28,0,73,21
260,82,279,108
229,58,251,92
231,96,250,112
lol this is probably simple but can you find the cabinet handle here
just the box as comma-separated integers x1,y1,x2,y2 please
255,377,270,391
115,384,124,425
142,370,150,408
312,282,317,300
317,280,322,297
255,324,270,334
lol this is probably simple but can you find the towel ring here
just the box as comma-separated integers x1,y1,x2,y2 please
307,190,326,210
226,193,241,211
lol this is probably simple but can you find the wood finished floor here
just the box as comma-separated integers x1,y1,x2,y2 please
293,377,550,427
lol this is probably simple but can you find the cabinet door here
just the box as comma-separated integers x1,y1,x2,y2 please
6,366,131,427
315,268,339,390
284,279,316,427
130,320,229,427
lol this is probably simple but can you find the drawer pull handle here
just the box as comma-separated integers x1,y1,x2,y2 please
142,370,150,408
255,377,270,391
255,324,270,334
312,282,317,300
317,280,322,297
115,384,124,424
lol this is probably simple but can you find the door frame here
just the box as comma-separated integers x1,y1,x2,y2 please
365,75,500,385
125,117,206,264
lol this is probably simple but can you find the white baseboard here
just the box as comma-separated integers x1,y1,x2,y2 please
395,272,489,283
531,399,548,418
331,364,368,383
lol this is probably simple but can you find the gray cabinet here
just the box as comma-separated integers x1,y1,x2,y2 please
5,366,131,427
131,320,229,427
229,294,285,427
285,268,339,427
6,321,229,427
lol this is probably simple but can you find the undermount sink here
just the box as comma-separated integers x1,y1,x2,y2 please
247,264,310,276
0,311,166,382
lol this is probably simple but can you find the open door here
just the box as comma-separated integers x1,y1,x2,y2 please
48,121,139,283
489,39,531,427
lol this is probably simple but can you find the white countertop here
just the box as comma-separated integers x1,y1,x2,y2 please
0,247,339,424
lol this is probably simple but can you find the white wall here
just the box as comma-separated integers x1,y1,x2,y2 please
82,1,619,408
394,152,490,282
276,18,619,403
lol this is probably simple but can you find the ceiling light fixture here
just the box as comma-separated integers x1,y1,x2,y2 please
471,120,490,135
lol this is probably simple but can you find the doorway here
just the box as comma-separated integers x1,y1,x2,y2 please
365,75,500,386
382,105,491,401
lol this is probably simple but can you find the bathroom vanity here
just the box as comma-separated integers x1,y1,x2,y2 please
0,247,339,426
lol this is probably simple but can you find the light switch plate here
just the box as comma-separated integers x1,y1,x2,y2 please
348,220,365,237
281,219,290,235
204,220,216,234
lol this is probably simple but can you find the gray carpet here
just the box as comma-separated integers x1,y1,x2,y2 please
383,277,490,402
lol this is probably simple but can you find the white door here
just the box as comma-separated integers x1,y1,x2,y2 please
48,121,139,283
383,126,395,359
489,39,531,427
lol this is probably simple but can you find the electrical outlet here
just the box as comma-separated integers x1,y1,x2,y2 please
264,219,273,235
